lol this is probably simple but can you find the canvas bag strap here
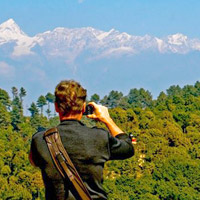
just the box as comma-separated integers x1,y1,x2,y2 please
44,127,92,200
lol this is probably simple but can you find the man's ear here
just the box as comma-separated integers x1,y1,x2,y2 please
82,102,86,114
54,102,59,113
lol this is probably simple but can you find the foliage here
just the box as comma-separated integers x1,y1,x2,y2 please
37,95,47,115
101,90,123,108
127,88,153,108
19,87,27,102
0,82,200,199
90,93,100,103
28,102,39,117
45,92,55,118
0,88,11,108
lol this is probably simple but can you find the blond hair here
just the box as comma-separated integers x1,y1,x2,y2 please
55,80,87,115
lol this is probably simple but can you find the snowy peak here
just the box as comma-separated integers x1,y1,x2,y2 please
0,19,37,56
155,33,200,54
1,18,16,27
0,18,18,28
167,33,188,46
0,19,200,59
0,18,26,38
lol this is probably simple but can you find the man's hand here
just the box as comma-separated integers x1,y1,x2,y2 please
86,102,111,123
86,102,123,137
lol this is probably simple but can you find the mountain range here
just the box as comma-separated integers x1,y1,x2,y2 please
1,18,200,61
0,18,200,106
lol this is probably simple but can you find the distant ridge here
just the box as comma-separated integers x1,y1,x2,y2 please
0,18,200,59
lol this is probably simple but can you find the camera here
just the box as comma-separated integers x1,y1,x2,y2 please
83,105,94,115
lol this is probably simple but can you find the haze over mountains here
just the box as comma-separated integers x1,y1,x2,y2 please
0,18,200,105
1,19,200,59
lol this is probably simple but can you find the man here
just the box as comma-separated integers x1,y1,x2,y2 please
29,80,134,200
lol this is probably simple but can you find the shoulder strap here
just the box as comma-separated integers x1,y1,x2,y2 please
43,127,92,200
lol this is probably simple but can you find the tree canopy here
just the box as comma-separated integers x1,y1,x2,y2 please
0,82,200,199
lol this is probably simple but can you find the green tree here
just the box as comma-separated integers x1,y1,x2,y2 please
100,95,108,106
101,90,123,108
1,82,200,200
37,95,47,115
19,87,26,105
11,96,23,130
28,102,39,117
45,92,55,118
11,105,22,130
0,88,11,108
90,93,100,104
173,111,190,133
11,86,18,99
194,81,200,95
157,92,167,103
0,102,11,128
166,85,182,96
128,88,153,108
182,85,196,97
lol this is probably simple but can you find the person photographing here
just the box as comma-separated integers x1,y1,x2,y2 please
29,80,134,200
86,102,126,137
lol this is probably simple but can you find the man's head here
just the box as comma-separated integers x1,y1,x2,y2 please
55,80,87,116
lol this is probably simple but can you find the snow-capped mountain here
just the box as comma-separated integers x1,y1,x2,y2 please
0,19,37,56
0,18,200,60
1,19,200,109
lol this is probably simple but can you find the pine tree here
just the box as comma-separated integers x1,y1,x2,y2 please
28,102,39,117
37,95,47,115
19,87,26,104
11,87,18,99
11,96,23,130
11,105,22,130
45,92,55,118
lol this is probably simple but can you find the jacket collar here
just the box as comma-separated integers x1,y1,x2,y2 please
60,119,85,126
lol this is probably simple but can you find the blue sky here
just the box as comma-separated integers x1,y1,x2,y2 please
0,0,200,109
1,0,200,37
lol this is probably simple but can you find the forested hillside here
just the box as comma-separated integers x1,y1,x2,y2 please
0,83,200,200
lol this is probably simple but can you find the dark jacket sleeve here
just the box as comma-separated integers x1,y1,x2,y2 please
108,133,134,160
